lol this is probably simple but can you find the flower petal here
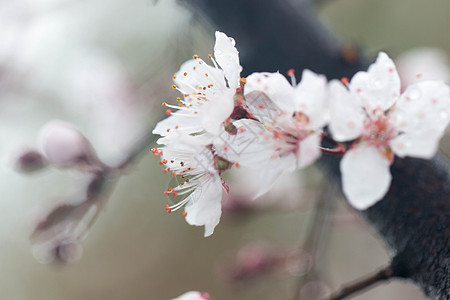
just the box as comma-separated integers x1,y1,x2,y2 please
252,155,296,199
293,69,328,129
328,80,365,141
174,59,226,94
296,131,322,168
350,52,401,113
244,90,281,125
172,291,211,300
340,145,392,210
184,175,223,237
389,80,450,158
214,119,273,166
214,31,242,90
245,72,294,113
152,111,203,137
200,88,235,135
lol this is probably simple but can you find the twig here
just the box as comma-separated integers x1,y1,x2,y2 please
293,184,335,300
328,266,394,300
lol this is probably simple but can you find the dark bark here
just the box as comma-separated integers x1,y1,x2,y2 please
180,0,450,299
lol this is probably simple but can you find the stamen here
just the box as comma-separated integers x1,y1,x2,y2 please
287,69,297,86
209,55,219,69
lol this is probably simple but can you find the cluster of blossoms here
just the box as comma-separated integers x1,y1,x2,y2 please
152,31,450,236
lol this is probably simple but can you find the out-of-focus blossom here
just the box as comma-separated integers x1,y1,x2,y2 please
329,52,450,209
171,291,212,300
38,120,98,168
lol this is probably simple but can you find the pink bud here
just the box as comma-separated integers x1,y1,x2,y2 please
39,120,96,168
11,147,47,173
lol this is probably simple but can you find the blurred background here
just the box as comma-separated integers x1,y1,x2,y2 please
0,0,448,299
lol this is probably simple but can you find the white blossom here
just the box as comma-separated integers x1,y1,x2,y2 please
216,70,328,198
153,31,242,137
329,52,450,209
171,291,211,300
153,133,225,237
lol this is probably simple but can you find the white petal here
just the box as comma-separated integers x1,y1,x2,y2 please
389,80,450,158
39,120,94,166
396,47,450,86
214,31,242,90
297,132,322,168
200,88,235,135
244,90,281,124
174,59,226,94
184,175,223,237
293,69,328,129
172,291,210,300
252,155,296,199
152,111,203,136
214,119,273,166
245,72,295,113
340,145,392,210
328,80,365,141
350,52,401,112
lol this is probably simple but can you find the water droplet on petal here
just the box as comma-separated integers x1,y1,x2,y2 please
407,88,421,100
372,78,382,89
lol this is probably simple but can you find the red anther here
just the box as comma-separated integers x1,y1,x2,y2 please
341,77,349,85
162,168,168,174
162,159,167,164
181,211,187,217
193,54,200,59
171,171,176,177
166,109,172,115
159,150,163,155
172,85,177,89
167,208,172,213
158,160,163,165
287,69,295,76
234,162,240,168
168,187,173,191
164,191,170,196
172,191,179,197
165,204,170,210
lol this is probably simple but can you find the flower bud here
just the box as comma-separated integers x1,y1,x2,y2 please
39,120,96,168
11,148,47,173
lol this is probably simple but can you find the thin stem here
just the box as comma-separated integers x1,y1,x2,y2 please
328,266,394,300
293,184,336,300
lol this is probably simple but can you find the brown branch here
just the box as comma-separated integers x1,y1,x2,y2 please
328,266,394,300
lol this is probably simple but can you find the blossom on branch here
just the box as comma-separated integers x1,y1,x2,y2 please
329,52,450,209
153,31,242,137
217,70,328,198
